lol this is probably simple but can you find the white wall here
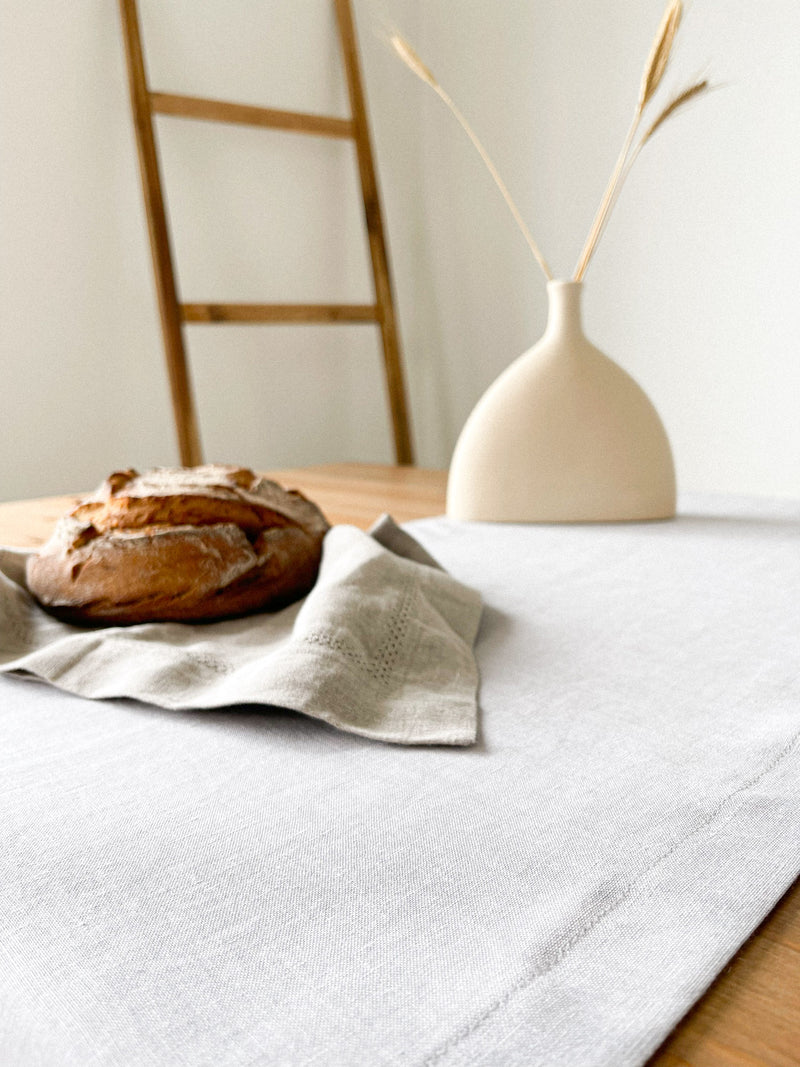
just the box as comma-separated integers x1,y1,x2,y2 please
2,1,800,502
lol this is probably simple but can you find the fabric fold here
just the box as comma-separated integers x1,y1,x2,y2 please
0,517,481,746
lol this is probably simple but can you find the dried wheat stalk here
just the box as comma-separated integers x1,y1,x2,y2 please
391,34,553,282
591,79,711,258
639,0,683,109
641,79,710,144
390,0,709,288
572,0,683,281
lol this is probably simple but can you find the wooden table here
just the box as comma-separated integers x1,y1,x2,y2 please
1,462,797,1067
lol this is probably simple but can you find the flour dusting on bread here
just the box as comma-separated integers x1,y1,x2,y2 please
26,465,330,626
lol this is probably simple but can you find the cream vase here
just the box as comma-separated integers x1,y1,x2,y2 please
446,280,677,522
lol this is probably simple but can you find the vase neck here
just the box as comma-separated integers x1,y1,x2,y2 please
544,280,584,342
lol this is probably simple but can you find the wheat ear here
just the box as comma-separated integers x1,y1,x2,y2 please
639,79,710,145
589,80,711,261
391,34,553,282
572,0,683,281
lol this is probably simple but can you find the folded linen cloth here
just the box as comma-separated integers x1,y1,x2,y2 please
0,516,482,745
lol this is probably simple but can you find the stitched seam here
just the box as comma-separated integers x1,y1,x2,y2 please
419,724,800,1066
302,630,368,668
373,580,414,685
302,578,415,688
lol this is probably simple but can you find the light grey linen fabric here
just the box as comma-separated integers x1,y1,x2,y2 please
1,494,799,1066
0,517,482,746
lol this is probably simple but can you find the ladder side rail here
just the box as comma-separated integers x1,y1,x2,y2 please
333,0,414,465
118,0,203,466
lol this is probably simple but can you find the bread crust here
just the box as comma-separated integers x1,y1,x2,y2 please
26,465,330,625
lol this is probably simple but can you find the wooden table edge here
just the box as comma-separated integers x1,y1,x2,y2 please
0,464,449,548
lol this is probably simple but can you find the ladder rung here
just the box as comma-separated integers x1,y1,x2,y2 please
150,92,355,139
181,303,380,324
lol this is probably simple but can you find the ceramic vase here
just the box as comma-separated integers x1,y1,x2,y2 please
446,280,676,522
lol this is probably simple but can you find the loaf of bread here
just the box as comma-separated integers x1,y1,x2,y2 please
26,465,330,625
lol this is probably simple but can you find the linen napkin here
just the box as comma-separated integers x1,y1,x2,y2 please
0,516,482,745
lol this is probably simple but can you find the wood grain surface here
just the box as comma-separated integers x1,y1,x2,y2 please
1,462,797,1066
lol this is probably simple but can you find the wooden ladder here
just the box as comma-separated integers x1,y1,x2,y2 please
118,0,414,467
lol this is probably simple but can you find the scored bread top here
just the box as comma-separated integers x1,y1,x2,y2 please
66,465,329,542
26,465,331,624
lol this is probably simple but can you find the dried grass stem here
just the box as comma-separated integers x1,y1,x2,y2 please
640,79,710,145
391,34,553,282
573,0,683,281
389,0,710,290
590,80,712,260
639,0,683,109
